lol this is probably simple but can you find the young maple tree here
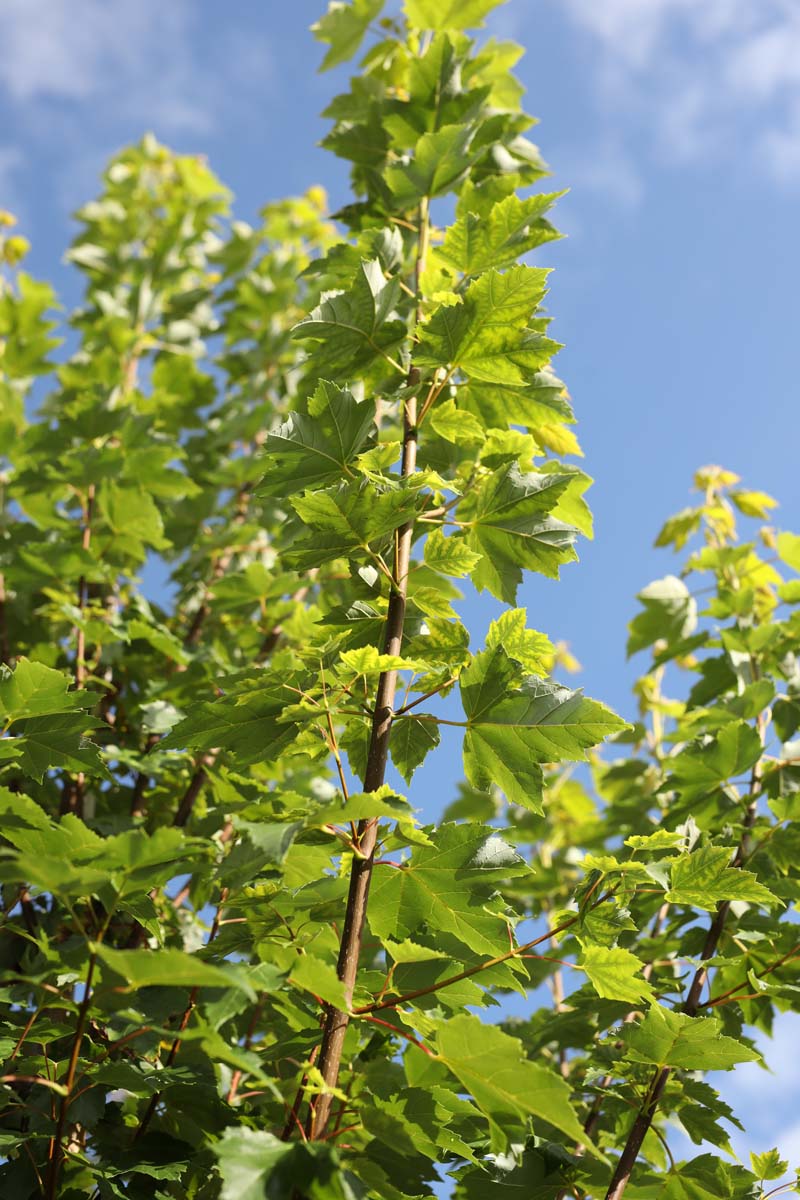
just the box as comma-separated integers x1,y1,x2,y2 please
1,3,799,1199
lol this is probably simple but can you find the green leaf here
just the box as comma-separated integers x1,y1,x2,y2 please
93,944,256,999
391,715,441,783
385,939,448,964
427,398,485,446
258,380,374,496
387,125,476,208
655,505,703,550
774,696,800,743
627,575,698,657
485,608,555,676
750,1149,789,1182
369,823,528,956
622,1005,761,1070
434,1014,601,1154
439,192,564,276
423,527,483,577
214,1128,294,1200
12,714,109,783
292,258,405,376
97,481,169,559
0,657,98,723
213,1130,355,1200
669,721,763,795
313,0,384,71
667,845,780,910
461,370,575,435
340,645,428,675
160,678,302,765
462,464,580,602
655,1155,761,1200
289,952,348,1009
450,1146,577,1200
417,266,556,385
286,479,421,570
461,645,627,811
404,0,508,31
312,785,415,829
580,946,655,1004
127,618,190,666
777,531,800,572
730,489,777,518
625,829,684,851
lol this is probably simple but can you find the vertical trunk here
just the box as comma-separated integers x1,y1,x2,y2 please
307,366,420,1138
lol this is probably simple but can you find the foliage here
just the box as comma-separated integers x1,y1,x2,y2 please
0,5,798,1200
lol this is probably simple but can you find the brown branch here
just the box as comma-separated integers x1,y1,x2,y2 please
46,951,97,1199
354,901,611,1017
307,198,430,1141
393,676,457,717
8,1006,40,1061
173,755,215,828
569,902,670,1171
280,1045,318,1141
604,726,764,1200
308,372,421,1136
704,940,800,1009
130,732,160,817
227,997,266,1105
61,484,95,818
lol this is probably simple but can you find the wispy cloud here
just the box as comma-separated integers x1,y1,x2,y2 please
572,142,643,209
0,0,214,134
552,0,800,183
0,0,275,233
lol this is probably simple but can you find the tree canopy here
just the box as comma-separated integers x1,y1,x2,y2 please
1,4,799,1200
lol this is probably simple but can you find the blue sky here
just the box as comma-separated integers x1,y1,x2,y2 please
1,0,798,1174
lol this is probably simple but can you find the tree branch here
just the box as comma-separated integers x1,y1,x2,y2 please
307,198,430,1142
46,951,97,1198
604,718,764,1200
61,484,95,818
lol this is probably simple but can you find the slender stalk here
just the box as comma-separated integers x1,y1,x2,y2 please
353,901,608,1016
393,676,457,716
227,997,266,1105
604,721,764,1200
568,902,670,1174
280,1046,318,1141
46,952,97,1199
308,198,430,1141
173,755,215,828
704,940,800,1009
61,484,95,818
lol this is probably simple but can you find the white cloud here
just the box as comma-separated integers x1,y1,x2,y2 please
560,141,644,210
551,0,800,184
776,1117,800,1165
0,0,275,232
0,0,274,141
0,0,214,134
